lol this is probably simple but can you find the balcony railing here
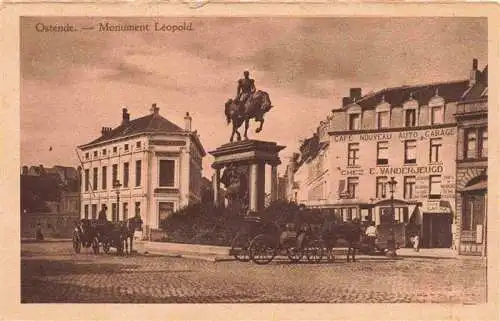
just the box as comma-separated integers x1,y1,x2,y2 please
456,102,487,115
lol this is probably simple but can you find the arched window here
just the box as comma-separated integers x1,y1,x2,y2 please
375,96,391,129
403,93,418,127
347,105,362,130
429,89,445,125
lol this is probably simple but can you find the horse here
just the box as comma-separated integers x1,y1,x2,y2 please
224,90,273,142
321,217,364,262
120,215,143,256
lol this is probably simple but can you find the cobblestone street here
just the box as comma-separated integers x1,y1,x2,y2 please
21,241,486,304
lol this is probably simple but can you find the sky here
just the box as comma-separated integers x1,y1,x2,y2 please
21,17,487,178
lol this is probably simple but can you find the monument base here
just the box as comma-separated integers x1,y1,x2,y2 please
210,140,285,213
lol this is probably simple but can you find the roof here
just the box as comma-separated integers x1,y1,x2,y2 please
341,79,469,111
82,112,184,147
461,65,488,102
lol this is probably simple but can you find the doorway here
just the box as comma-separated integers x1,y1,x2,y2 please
421,213,452,248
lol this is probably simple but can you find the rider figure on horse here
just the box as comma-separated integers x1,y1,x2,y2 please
235,71,256,114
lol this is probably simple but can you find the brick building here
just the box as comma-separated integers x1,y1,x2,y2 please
455,60,488,255
286,59,486,249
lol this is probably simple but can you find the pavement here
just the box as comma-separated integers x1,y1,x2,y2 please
22,237,468,261
20,241,487,303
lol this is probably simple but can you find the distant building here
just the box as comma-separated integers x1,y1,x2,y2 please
455,61,488,255
77,104,206,231
286,59,485,249
20,165,80,238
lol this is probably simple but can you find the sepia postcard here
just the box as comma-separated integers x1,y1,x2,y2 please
0,2,499,321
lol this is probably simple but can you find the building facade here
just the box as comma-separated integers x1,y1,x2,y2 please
286,60,487,249
78,104,206,231
455,61,488,255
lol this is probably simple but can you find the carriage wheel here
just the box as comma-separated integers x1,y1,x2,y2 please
102,240,110,254
231,233,251,262
305,240,324,263
92,236,100,254
72,232,81,254
325,247,336,262
286,247,303,263
249,234,276,265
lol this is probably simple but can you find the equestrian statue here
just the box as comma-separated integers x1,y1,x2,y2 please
225,71,273,142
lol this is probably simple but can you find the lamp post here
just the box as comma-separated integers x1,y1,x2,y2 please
386,176,398,256
387,177,398,223
113,179,122,221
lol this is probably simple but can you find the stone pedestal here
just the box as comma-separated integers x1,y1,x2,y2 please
210,140,285,213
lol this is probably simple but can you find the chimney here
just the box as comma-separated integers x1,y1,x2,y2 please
122,108,130,125
342,97,352,107
101,127,112,136
469,58,480,87
39,164,45,174
151,103,159,115
184,112,192,131
350,88,362,102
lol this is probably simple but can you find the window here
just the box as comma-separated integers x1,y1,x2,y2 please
84,169,89,191
102,148,107,156
85,152,89,160
479,128,488,158
135,160,142,186
93,151,98,158
429,138,442,163
123,202,128,221
348,207,358,220
124,144,129,152
376,111,390,129
405,109,417,127
349,113,360,130
462,194,485,231
465,130,477,159
84,204,89,219
376,176,388,198
111,203,117,222
347,177,359,198
113,146,118,154
158,202,174,226
135,202,141,217
92,168,98,191
376,141,389,165
91,204,97,220
429,175,441,199
159,160,175,187
112,164,118,185
123,162,129,188
404,140,417,164
347,143,359,166
102,166,107,190
380,207,393,224
403,176,416,199
431,106,443,125
394,207,409,223
136,141,141,149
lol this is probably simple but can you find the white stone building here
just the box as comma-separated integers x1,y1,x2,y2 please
78,104,206,230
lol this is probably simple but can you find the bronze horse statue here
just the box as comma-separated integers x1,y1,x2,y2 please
225,90,273,142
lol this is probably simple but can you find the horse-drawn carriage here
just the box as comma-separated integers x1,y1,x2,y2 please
230,214,331,265
72,216,142,256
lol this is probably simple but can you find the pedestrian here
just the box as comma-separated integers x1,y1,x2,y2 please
35,223,44,241
365,222,377,252
413,234,420,252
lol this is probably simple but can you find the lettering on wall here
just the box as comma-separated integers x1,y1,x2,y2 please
333,127,455,143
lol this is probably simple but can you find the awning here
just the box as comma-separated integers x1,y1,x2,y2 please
373,199,421,207
462,180,487,192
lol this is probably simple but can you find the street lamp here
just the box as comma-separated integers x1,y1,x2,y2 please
386,177,398,222
113,179,122,221
385,176,398,256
